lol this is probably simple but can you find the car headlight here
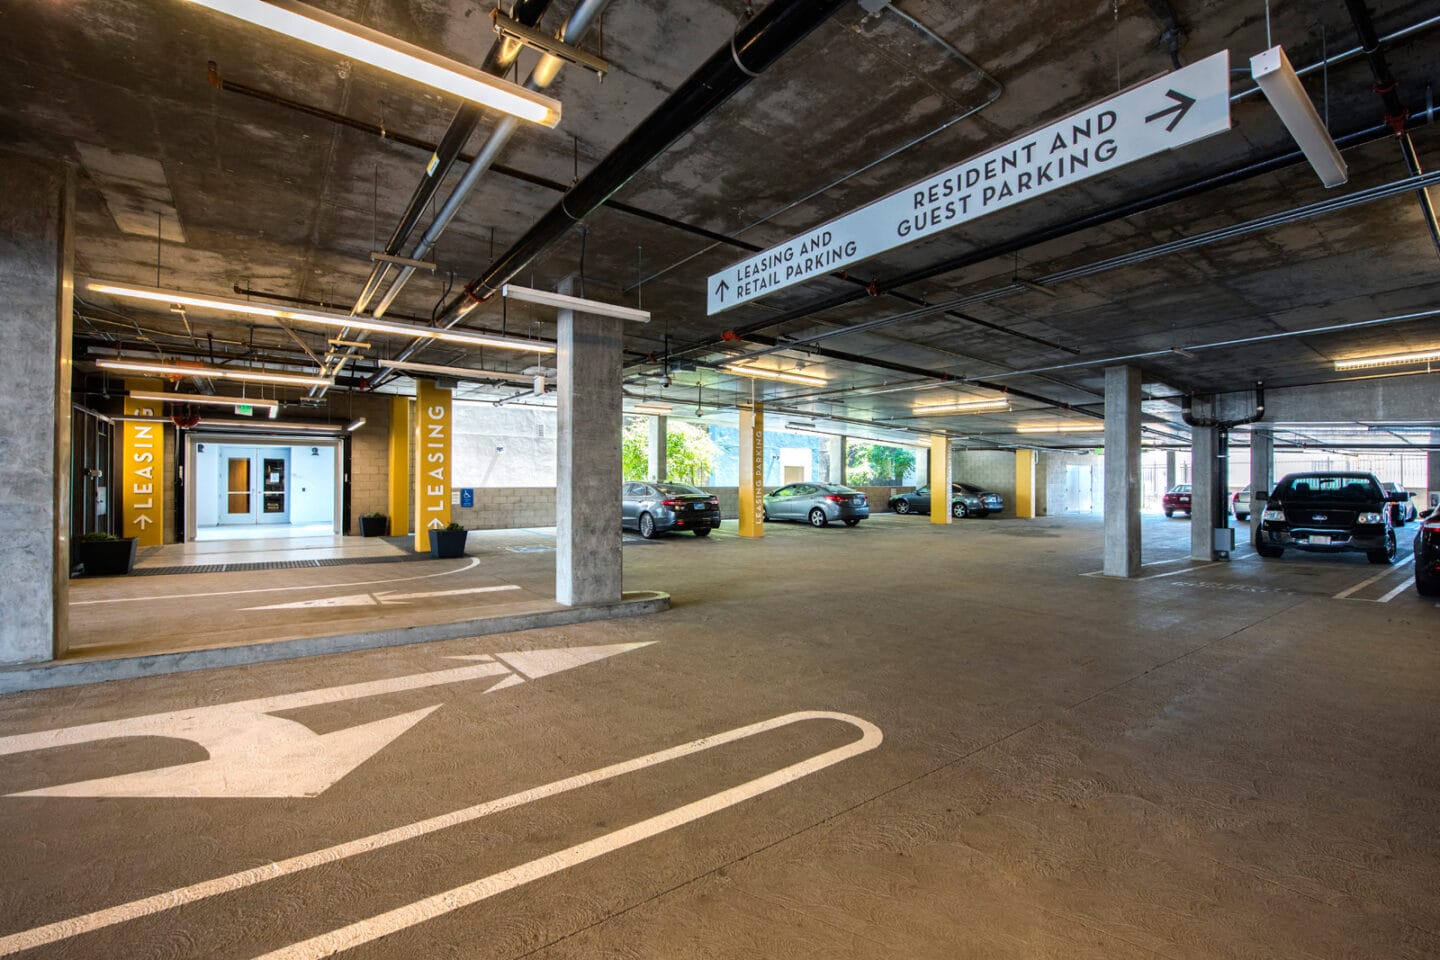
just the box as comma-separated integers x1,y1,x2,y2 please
1357,512,1383,524
1261,508,1285,521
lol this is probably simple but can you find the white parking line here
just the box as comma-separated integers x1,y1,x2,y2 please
1377,577,1417,603
0,711,880,957
1333,555,1414,600
69,557,482,606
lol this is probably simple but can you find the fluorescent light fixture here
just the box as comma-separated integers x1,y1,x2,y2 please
345,417,366,432
1334,348,1440,370
99,358,332,388
500,284,651,323
1015,424,1103,434
785,421,818,430
127,390,281,413
327,338,372,349
1251,45,1348,188
631,404,672,414
720,364,827,387
185,0,561,126
913,398,1011,415
85,281,555,354
376,359,537,382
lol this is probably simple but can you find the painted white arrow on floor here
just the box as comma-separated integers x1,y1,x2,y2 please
1,642,653,799
243,584,523,611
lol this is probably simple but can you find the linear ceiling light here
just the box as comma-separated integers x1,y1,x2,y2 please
345,417,366,432
85,281,555,354
913,398,1011,415
184,0,561,126
1333,348,1440,370
376,359,537,382
720,364,827,387
99,358,332,387
631,403,672,414
1015,424,1103,434
127,390,281,413
1251,45,1348,188
500,285,651,323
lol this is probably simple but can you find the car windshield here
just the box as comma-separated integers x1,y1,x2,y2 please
1278,475,1381,500
1169,485,1191,494
954,483,980,493
655,483,706,496
824,485,861,494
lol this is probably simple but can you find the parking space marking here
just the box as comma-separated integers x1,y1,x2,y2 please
243,584,521,611
70,557,482,606
1376,578,1417,603
0,712,880,958
1333,556,1414,600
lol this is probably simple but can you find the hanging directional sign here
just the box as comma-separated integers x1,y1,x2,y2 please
707,50,1231,315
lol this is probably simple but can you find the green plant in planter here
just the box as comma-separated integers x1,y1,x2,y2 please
445,522,465,530
430,521,469,558
75,530,137,576
358,512,389,537
77,531,120,543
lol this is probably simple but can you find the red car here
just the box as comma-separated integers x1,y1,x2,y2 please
1163,483,1192,518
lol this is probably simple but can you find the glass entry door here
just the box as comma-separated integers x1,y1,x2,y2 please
219,447,291,524
221,453,255,524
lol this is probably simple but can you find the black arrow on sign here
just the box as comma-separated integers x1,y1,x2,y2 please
714,278,730,301
1145,89,1196,132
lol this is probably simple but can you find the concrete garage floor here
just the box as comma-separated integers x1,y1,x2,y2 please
1,515,1437,959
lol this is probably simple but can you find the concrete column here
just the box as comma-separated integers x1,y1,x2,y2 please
822,434,843,484
413,380,452,553
1190,424,1221,560
1427,439,1440,512
556,278,623,605
839,436,848,486
1014,449,1037,518
1103,365,1142,577
738,404,764,538
646,415,667,482
1165,450,1176,491
929,434,951,525
387,396,411,537
1249,427,1274,544
0,154,73,664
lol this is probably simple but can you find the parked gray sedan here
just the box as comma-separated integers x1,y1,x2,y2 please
763,483,870,527
622,482,721,538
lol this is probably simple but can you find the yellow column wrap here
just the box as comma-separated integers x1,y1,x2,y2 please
1015,449,1037,518
738,403,764,538
387,396,411,537
413,380,451,552
929,433,951,525
121,378,164,545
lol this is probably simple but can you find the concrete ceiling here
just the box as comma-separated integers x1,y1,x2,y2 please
4,0,1439,445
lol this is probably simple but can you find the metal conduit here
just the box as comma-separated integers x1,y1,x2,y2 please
369,0,614,321
369,0,855,392
739,167,1440,361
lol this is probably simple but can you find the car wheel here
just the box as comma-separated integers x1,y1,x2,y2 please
952,501,968,519
1236,512,1249,521
893,499,910,515
1367,530,1397,564
976,510,990,518
638,512,657,539
843,519,860,527
762,508,769,521
1164,509,1173,518
808,508,828,528
1256,543,1283,558
1417,574,1440,597
693,527,711,537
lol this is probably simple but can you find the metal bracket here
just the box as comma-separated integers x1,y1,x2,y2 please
492,10,610,78
369,251,437,272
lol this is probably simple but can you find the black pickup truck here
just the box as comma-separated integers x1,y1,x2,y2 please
1256,471,1406,565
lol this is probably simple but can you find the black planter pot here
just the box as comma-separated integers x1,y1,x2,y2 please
359,516,388,537
429,529,468,558
77,538,137,576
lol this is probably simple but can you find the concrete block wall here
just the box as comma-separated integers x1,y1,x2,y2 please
346,394,392,533
452,488,556,529
1042,451,1104,515
951,451,1016,515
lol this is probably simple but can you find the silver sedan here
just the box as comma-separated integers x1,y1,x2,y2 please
763,483,870,527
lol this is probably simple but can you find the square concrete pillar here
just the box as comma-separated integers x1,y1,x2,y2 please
1014,449,1037,518
1103,365,1142,577
738,404,764,538
1165,450,1176,490
1190,424,1221,560
929,434,951,525
646,415,667,482
822,434,843,484
1249,426,1274,544
1427,440,1440,512
0,154,73,664
555,278,623,606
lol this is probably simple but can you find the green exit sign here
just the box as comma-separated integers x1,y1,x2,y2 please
234,404,253,416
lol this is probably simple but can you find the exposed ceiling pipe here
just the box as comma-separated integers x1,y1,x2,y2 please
368,0,615,321
370,0,856,391
1342,0,1440,259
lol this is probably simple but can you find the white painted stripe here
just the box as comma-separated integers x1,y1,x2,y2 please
69,557,482,605
1138,561,1221,580
1079,556,1204,577
1333,555,1414,599
0,712,880,957
1377,577,1417,603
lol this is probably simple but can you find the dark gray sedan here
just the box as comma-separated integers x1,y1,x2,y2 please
763,483,869,527
621,482,722,538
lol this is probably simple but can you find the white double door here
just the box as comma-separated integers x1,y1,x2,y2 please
221,447,291,525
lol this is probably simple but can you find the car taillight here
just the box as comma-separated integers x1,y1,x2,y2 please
661,499,682,507
1423,519,1440,531
709,497,719,505
825,495,845,503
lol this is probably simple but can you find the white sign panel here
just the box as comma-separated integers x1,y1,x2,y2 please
707,50,1231,314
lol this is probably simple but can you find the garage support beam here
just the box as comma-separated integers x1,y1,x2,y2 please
387,396,410,537
1428,443,1440,511
646,415,667,482
738,404,763,538
929,434,951,525
555,277,623,605
0,154,72,664
823,435,843,485
1103,366,1142,577
1249,427,1274,544
1015,450,1037,518
1190,425,1222,560
1165,450,1176,491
